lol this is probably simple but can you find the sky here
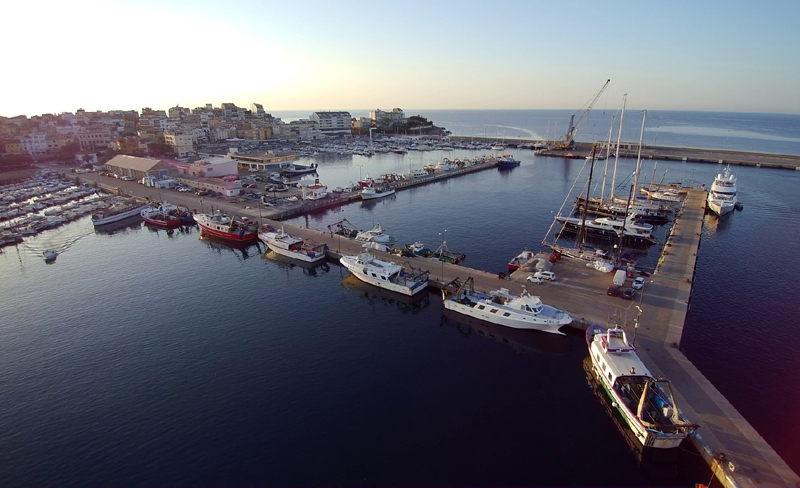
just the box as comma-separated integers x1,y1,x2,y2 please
3,0,799,117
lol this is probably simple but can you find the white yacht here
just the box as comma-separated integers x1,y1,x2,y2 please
258,226,327,263
707,165,738,216
586,324,699,448
340,252,429,296
442,277,572,334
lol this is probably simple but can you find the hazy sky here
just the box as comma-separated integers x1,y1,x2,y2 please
3,0,799,117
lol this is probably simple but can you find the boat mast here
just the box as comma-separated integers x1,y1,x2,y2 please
610,94,627,200
578,145,597,251
632,110,647,198
600,115,615,204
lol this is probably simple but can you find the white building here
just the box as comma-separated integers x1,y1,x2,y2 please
19,133,48,154
286,119,323,141
164,130,195,159
77,127,112,151
309,111,351,136
370,108,405,125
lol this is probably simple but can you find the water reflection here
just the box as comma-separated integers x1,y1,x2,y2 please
440,309,567,356
93,216,143,236
340,273,431,314
262,249,331,277
198,232,260,260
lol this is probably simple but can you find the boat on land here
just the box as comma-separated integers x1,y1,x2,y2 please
328,218,358,238
91,200,149,227
194,211,258,242
360,185,396,200
340,252,429,296
441,277,571,334
141,202,182,229
586,324,699,448
707,165,738,216
508,250,535,273
354,224,397,244
258,226,328,263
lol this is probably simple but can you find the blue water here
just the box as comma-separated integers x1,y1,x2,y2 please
2,110,800,485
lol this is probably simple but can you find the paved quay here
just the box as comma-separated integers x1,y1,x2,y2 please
62,168,798,488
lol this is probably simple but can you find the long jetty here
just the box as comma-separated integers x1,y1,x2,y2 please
57,156,799,487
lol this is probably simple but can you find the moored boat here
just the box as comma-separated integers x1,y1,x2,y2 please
258,226,328,263
707,165,738,216
141,203,182,229
91,200,149,227
441,277,571,334
497,154,520,167
360,185,396,200
340,252,429,296
586,324,699,448
194,211,258,242
508,250,535,273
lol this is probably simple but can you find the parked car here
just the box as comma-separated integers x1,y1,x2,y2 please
606,285,621,297
177,186,192,192
195,189,212,196
622,288,636,300
632,277,646,290
534,270,556,281
120,176,134,181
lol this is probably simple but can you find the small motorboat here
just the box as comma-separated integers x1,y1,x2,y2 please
43,249,58,261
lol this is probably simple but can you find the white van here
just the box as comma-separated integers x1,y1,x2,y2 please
612,269,627,287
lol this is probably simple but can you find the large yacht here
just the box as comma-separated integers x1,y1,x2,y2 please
707,165,738,216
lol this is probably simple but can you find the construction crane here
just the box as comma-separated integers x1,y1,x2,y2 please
554,79,611,150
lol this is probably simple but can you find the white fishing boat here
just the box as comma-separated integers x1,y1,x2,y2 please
360,186,396,200
707,165,738,216
586,324,699,448
258,226,327,263
354,224,396,244
91,200,149,226
340,252,429,296
403,168,429,179
442,277,571,334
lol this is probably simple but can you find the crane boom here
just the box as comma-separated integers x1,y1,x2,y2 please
554,79,611,150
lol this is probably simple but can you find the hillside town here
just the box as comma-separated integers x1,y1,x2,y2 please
0,105,447,168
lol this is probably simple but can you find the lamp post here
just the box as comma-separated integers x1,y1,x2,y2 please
633,305,642,346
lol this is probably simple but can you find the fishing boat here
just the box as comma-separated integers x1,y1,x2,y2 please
707,165,738,216
360,185,396,200
340,252,429,296
140,202,182,229
586,324,699,448
258,226,327,263
497,154,520,167
91,200,149,227
441,277,571,334
194,211,258,242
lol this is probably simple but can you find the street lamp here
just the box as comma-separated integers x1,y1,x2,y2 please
439,230,447,282
632,305,642,346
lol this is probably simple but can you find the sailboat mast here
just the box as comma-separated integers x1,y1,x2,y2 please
600,115,615,204
632,110,647,197
578,146,597,251
610,94,627,200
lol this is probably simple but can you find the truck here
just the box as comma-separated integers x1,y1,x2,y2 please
612,269,627,287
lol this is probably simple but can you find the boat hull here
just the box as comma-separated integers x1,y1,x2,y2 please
340,257,427,296
442,298,567,334
92,205,148,226
258,233,327,263
707,198,735,216
360,189,396,200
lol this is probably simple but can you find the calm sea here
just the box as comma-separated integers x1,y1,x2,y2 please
1,110,799,486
